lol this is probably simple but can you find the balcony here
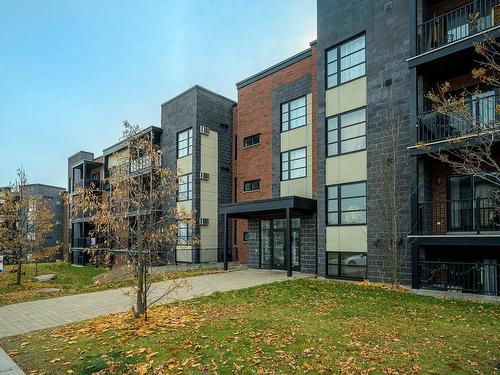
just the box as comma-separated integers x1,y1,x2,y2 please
416,90,499,143
72,178,102,193
417,197,499,235
418,260,498,295
417,0,500,55
129,154,161,174
71,236,106,248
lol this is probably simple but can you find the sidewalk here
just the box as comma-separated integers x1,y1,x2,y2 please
0,347,24,374
0,269,309,338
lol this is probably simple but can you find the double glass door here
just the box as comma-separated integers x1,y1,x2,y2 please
260,219,300,271
449,175,497,231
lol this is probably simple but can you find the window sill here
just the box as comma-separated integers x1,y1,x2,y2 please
243,189,261,194
326,74,366,90
326,223,367,227
281,176,307,182
281,124,307,133
326,148,367,158
242,143,261,150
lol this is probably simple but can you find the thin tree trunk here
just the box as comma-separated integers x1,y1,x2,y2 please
16,259,22,285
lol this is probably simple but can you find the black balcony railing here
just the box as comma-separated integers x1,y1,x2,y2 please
72,178,102,192
418,260,499,295
416,90,499,143
417,197,499,235
417,0,499,54
71,236,106,248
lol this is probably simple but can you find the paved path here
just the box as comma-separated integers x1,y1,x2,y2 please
0,270,309,338
0,347,24,374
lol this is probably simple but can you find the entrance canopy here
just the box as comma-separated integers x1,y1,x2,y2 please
221,196,317,276
220,196,317,219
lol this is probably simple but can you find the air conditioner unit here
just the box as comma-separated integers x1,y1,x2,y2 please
199,172,210,181
200,125,210,135
199,217,209,226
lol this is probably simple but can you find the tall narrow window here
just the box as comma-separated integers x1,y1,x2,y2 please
326,34,365,88
177,128,193,158
281,147,307,180
178,173,192,201
281,96,307,132
327,182,366,225
177,222,192,245
327,108,366,156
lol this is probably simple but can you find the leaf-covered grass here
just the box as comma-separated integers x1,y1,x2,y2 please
0,262,226,307
1,278,498,374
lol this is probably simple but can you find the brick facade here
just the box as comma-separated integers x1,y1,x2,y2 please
233,45,317,264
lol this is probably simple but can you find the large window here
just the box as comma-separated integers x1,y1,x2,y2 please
327,182,366,225
327,108,366,156
281,147,307,181
327,252,367,279
326,34,365,88
177,128,193,158
243,134,261,147
177,222,192,245
243,179,261,192
178,173,192,201
281,96,307,132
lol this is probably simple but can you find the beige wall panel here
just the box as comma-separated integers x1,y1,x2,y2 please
200,130,218,258
177,154,193,174
325,77,367,117
326,226,367,252
325,151,367,186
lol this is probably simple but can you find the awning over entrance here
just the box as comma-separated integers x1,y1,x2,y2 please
220,196,317,276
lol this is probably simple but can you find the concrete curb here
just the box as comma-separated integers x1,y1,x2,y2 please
0,347,24,374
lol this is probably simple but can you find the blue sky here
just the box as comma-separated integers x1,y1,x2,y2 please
0,0,316,188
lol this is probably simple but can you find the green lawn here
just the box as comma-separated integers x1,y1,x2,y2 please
0,262,226,306
1,278,498,374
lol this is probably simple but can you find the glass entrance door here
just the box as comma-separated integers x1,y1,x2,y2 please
272,230,285,269
259,218,300,271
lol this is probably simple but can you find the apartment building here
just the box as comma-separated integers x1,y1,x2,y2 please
220,0,500,296
68,86,235,265
67,0,500,296
0,184,66,258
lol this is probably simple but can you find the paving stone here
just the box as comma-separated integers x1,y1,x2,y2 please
0,270,310,338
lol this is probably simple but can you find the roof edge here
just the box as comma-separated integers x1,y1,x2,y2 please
102,126,162,155
236,47,313,90
160,85,236,107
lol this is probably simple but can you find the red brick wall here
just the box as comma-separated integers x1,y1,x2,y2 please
232,44,317,264
429,0,471,17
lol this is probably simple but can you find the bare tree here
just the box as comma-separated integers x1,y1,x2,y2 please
0,168,55,285
72,122,196,319
417,36,500,212
371,107,414,286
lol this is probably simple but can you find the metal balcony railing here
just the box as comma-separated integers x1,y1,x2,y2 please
417,0,500,54
416,90,499,143
129,155,161,173
417,197,499,235
72,178,102,192
418,260,498,295
71,236,106,248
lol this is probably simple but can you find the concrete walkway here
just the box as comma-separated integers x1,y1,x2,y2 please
0,270,309,338
0,347,24,374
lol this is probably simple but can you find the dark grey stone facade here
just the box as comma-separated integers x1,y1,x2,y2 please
161,85,235,261
245,214,316,273
316,0,414,283
27,184,66,255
